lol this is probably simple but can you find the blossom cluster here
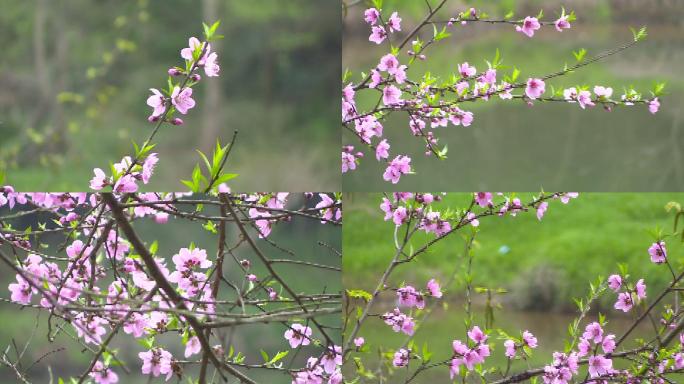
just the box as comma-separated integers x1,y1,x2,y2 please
89,32,222,194
90,154,159,193
343,5,665,184
149,36,220,123
248,192,341,238
503,330,538,359
344,192,684,384
1,190,341,384
608,273,647,313
379,192,578,236
449,326,491,378
286,322,343,384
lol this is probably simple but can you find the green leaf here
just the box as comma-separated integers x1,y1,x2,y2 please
197,150,212,175
149,240,159,255
652,82,666,97
421,342,432,363
433,25,450,42
214,173,238,185
510,67,520,82
137,336,155,350
191,164,203,191
180,179,195,191
260,350,269,363
437,145,448,159
342,68,352,83
572,48,587,62
268,350,289,365
103,350,114,366
346,289,373,302
630,26,648,42
203,221,218,234
492,48,502,69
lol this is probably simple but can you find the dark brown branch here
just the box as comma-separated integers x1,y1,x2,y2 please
102,193,256,384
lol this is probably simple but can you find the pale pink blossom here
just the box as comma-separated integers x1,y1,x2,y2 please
504,340,516,359
113,174,138,193
377,54,399,74
635,279,647,299
614,291,633,312
139,348,173,380
90,168,108,190
649,98,660,114
364,8,380,25
184,336,201,358
141,153,158,184
427,279,442,298
89,361,119,384
393,348,409,367
554,15,571,32
180,37,208,63
577,90,595,109
285,323,312,348
537,202,548,221
602,334,616,353
475,192,492,207
525,78,545,100
369,26,387,44
146,88,166,118
458,62,477,78
383,155,411,184
516,17,541,37
523,330,538,348
376,139,390,161
607,274,622,292
171,86,196,114
204,52,220,77
383,85,402,105
649,241,667,264
588,355,612,378
8,275,31,304
387,12,402,32
594,85,613,99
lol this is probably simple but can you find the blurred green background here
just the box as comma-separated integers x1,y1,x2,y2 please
343,0,684,191
344,193,684,381
0,196,341,383
0,0,340,191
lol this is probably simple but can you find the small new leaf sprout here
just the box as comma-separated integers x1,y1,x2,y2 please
630,25,648,42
